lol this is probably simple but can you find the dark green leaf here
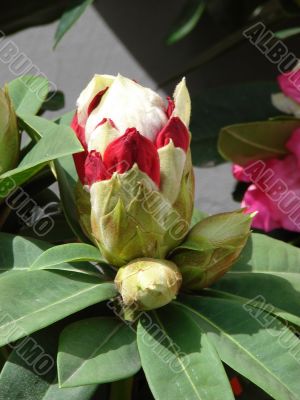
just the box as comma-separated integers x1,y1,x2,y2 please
0,269,116,346
0,324,99,400
166,0,205,45
181,296,300,400
54,0,95,49
40,91,65,112
58,317,141,387
190,82,279,166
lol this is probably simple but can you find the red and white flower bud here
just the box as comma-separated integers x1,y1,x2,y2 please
71,74,194,266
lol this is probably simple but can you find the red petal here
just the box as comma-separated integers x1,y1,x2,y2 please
95,118,117,130
87,87,108,116
155,117,189,152
85,150,111,186
230,377,243,396
73,150,88,185
103,128,160,186
71,112,86,148
166,96,175,118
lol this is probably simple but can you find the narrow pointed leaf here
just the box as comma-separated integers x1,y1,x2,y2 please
181,296,300,400
54,0,94,49
30,243,106,270
0,270,116,347
8,76,49,115
137,303,234,400
58,317,141,387
0,325,100,400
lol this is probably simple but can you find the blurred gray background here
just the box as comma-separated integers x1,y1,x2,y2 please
2,0,298,214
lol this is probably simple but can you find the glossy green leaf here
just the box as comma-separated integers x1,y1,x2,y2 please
212,271,300,326
0,115,82,195
233,233,300,273
181,296,300,400
218,120,300,165
0,270,116,346
30,243,105,270
0,232,50,273
58,317,141,387
137,303,234,400
211,233,300,325
0,324,99,400
8,76,49,115
166,0,205,45
54,0,94,49
190,82,279,166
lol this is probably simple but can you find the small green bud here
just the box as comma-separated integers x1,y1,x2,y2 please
171,210,252,290
115,258,182,311
0,87,19,175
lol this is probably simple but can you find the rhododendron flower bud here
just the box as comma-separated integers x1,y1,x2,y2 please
115,258,182,311
0,87,19,175
232,128,300,232
272,63,300,117
171,210,252,290
71,74,194,266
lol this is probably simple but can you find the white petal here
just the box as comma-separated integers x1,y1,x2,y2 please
271,92,300,117
172,77,191,127
88,120,120,156
158,141,186,204
85,74,167,142
77,74,115,126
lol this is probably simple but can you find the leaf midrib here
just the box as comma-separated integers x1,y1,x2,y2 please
176,301,298,399
153,311,203,400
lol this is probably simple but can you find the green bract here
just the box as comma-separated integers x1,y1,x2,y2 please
171,210,253,290
0,87,19,175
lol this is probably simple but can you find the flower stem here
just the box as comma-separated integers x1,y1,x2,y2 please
109,377,133,400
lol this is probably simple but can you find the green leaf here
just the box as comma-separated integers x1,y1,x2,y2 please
137,304,234,400
0,115,82,195
54,0,95,49
58,317,141,387
0,232,51,273
232,233,300,273
190,82,279,166
218,119,300,165
30,243,106,271
275,27,300,39
181,296,300,400
55,111,89,243
8,76,49,115
210,233,300,325
41,91,65,112
0,270,116,347
212,271,300,326
0,324,99,400
166,0,205,45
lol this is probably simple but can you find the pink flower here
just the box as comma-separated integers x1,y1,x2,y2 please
232,128,300,232
271,64,300,117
